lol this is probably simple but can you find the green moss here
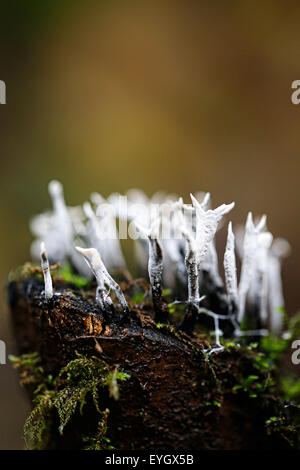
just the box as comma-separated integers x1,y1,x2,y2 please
224,341,236,349
10,352,130,450
232,374,266,398
281,376,300,402
131,292,145,304
261,335,289,358
162,289,172,298
82,409,114,450
55,262,92,288
9,263,42,282
9,352,46,387
265,416,298,447
9,261,93,290
105,367,130,401
288,310,300,340
205,400,221,408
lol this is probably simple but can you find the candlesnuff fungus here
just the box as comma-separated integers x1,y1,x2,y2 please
223,221,238,313
190,193,235,266
34,180,290,345
249,231,274,325
182,228,201,305
40,242,53,300
40,180,72,263
75,246,129,314
134,219,167,322
30,180,91,278
168,194,234,335
88,194,127,270
83,201,108,266
181,194,235,301
268,238,291,334
238,212,267,322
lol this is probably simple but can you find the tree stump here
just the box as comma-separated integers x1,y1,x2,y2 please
7,274,300,450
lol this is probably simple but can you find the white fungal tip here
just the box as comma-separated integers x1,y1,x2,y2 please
272,238,291,258
181,227,190,241
75,246,100,266
258,231,273,249
40,241,46,255
182,228,196,252
83,201,93,219
48,180,63,197
75,246,104,283
40,242,53,300
190,193,201,209
40,242,48,265
213,202,235,220
220,202,235,215
90,192,105,205
246,211,254,229
201,192,211,210
151,217,161,238
75,245,86,256
257,214,267,232
133,221,149,239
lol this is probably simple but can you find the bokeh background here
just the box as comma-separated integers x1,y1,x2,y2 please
0,0,299,449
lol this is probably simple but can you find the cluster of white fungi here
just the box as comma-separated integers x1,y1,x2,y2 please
32,181,290,353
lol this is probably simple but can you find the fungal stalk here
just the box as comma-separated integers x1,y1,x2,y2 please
134,219,168,322
89,194,127,270
76,246,114,312
48,180,73,261
166,206,202,333
268,238,291,335
223,222,238,313
30,180,73,265
172,203,201,305
251,231,273,325
182,229,200,304
40,242,53,300
202,242,224,289
75,247,128,314
83,201,108,266
180,195,235,301
238,212,266,322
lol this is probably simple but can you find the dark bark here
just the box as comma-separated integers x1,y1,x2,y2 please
7,276,298,450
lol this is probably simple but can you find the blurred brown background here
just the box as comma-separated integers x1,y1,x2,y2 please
0,0,299,449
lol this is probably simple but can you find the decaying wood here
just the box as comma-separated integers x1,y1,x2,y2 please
8,276,297,450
